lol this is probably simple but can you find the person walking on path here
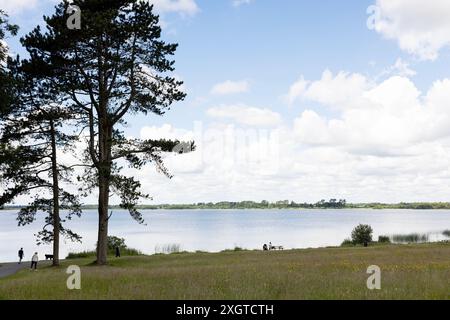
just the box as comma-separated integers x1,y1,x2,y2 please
18,248,24,264
30,252,38,271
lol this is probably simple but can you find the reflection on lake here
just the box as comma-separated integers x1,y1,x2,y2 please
1,209,449,262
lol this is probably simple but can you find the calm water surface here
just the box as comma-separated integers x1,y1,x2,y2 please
1,209,449,262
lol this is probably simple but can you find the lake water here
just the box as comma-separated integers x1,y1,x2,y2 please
1,209,450,263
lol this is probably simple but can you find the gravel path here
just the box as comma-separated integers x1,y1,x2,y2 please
0,260,51,279
0,261,30,279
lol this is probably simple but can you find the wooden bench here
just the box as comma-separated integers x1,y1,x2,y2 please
269,245,284,251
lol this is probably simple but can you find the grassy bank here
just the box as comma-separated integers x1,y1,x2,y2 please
0,243,449,300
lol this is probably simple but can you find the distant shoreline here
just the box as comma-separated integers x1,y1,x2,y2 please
3,201,450,211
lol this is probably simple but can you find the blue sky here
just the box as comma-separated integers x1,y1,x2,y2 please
3,0,450,204
6,0,450,131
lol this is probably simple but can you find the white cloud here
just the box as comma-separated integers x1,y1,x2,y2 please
0,40,8,63
140,123,194,141
287,70,370,109
149,0,199,16
292,72,450,155
207,104,282,127
0,0,38,14
304,70,369,109
379,58,416,78
293,110,332,145
211,80,250,95
372,0,450,60
285,76,309,105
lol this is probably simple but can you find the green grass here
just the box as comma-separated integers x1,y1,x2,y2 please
0,243,449,300
66,248,142,260
221,246,246,253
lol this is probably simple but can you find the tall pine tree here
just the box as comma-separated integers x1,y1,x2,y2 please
0,58,83,266
21,0,193,264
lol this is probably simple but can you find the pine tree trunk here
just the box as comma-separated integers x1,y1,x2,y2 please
50,119,60,267
97,174,110,265
96,116,112,265
95,54,113,265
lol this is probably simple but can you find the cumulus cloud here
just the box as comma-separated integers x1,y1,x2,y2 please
130,73,450,204
292,72,450,156
207,104,282,127
133,121,284,202
371,0,450,60
129,126,450,204
211,80,250,95
287,70,370,109
285,76,309,105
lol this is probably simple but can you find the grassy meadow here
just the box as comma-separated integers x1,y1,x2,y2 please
0,243,449,300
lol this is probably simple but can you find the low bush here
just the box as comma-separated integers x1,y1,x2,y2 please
351,224,373,245
378,235,391,243
341,239,354,247
67,236,143,259
66,251,96,259
221,246,246,253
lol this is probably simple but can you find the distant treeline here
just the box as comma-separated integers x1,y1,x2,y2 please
348,202,450,210
139,200,450,210
3,200,450,211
